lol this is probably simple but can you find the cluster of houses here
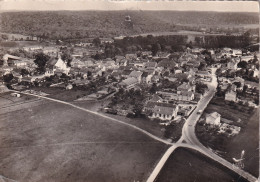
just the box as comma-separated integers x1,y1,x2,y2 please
0,41,258,121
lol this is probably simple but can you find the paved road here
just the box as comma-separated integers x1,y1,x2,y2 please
12,91,173,146
148,69,257,182
10,83,258,182
179,69,257,182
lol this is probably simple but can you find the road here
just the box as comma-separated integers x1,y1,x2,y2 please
148,68,258,182
179,69,258,182
9,72,258,182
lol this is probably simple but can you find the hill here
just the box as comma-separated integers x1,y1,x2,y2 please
0,11,258,40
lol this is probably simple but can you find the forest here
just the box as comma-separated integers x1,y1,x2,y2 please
0,11,258,40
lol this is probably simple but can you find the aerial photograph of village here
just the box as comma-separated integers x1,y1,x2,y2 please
0,0,259,182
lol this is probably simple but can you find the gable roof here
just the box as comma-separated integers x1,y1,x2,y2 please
121,77,138,86
207,112,221,120
153,105,175,115
46,57,59,68
145,61,157,68
129,71,143,78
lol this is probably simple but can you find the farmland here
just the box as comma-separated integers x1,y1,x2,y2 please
196,97,259,177
0,99,167,182
156,148,248,182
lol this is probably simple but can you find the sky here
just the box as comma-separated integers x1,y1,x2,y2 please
0,0,259,12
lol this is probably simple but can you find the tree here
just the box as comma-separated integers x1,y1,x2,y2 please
34,52,50,73
1,34,8,40
149,83,158,94
233,81,242,88
151,43,160,56
92,37,101,47
61,52,73,67
237,61,248,69
196,82,208,94
3,73,13,83
21,69,29,76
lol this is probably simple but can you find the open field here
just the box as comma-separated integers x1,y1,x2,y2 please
224,109,259,177
197,97,259,177
0,92,36,107
32,87,90,102
0,41,47,48
156,148,248,182
0,100,167,182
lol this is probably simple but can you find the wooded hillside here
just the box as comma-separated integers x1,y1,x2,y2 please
0,11,258,40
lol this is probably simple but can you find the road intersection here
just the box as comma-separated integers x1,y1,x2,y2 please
10,70,258,182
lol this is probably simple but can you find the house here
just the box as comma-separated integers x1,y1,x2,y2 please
206,112,221,126
157,90,194,102
225,88,237,102
179,91,195,101
2,54,21,66
177,83,196,94
157,59,177,69
252,69,259,78
141,71,153,84
232,49,242,56
227,60,238,70
46,56,70,75
125,54,137,60
13,60,27,68
0,84,9,93
100,38,114,44
129,71,143,83
186,60,200,68
145,62,157,69
196,70,211,78
119,77,138,90
150,104,178,120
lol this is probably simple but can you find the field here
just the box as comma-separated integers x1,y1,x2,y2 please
0,99,168,182
32,87,90,102
197,97,259,177
0,40,47,48
156,148,248,182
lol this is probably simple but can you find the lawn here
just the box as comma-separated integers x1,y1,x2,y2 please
196,97,259,177
0,100,168,182
32,87,90,102
156,148,248,182
0,92,36,108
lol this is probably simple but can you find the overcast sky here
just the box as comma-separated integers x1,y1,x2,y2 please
0,0,259,12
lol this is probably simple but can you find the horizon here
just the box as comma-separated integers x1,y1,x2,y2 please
0,0,259,12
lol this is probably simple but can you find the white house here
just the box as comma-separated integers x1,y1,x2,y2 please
206,112,221,126
227,60,238,70
151,105,178,121
225,90,237,102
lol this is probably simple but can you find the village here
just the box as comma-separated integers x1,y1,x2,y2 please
0,35,259,142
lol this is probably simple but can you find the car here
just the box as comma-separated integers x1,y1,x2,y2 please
197,110,203,114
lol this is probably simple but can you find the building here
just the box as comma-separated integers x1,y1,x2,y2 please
206,112,221,126
129,71,143,83
225,90,237,102
177,82,196,94
119,77,138,90
151,104,178,121
227,60,238,70
46,56,70,75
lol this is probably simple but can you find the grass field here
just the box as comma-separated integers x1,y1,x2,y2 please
32,87,92,102
224,109,259,177
197,97,259,177
156,148,248,182
0,100,168,182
